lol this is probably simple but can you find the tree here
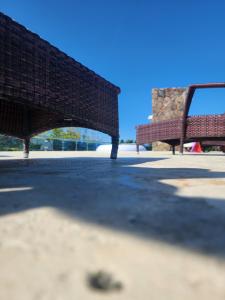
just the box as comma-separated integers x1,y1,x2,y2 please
49,128,80,140
50,128,64,139
125,139,134,144
0,135,22,151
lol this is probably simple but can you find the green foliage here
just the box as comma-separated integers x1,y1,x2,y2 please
49,128,80,140
0,135,42,151
29,143,41,150
50,128,64,139
120,139,135,144
0,135,23,151
125,139,134,144
144,144,152,151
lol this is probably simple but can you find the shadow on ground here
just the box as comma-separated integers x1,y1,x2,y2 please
0,156,225,259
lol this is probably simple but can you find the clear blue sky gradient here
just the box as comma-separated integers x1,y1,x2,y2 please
1,0,225,140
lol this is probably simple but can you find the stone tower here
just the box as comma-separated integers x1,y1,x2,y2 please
152,87,187,151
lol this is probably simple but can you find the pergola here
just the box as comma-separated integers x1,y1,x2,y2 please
136,83,225,154
0,12,120,158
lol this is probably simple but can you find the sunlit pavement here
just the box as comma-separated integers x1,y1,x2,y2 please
0,151,225,300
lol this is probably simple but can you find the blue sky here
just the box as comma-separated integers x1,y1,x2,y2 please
1,0,225,140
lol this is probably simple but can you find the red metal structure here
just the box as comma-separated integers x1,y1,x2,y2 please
136,83,225,154
0,12,120,158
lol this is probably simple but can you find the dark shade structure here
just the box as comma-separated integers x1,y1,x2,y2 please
136,83,225,154
0,12,120,158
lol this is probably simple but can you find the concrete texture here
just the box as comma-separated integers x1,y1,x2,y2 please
0,151,225,300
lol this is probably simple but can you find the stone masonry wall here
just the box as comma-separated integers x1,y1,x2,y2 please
152,87,187,151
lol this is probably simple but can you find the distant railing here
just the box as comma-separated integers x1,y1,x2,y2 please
0,135,110,151
31,137,109,151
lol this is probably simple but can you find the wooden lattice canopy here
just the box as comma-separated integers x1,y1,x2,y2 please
136,83,225,154
0,12,120,158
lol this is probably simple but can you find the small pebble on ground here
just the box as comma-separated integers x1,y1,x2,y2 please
87,270,123,292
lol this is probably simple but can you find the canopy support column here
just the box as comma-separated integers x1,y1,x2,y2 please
171,144,176,155
136,144,140,154
179,138,184,154
110,136,119,159
23,137,30,158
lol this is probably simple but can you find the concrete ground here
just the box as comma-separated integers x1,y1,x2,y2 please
0,151,225,300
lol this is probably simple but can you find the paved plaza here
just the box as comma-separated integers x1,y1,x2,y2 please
0,151,225,300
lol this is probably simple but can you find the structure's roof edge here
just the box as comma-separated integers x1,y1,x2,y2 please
0,11,120,94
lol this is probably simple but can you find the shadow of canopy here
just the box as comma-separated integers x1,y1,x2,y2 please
0,155,225,260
